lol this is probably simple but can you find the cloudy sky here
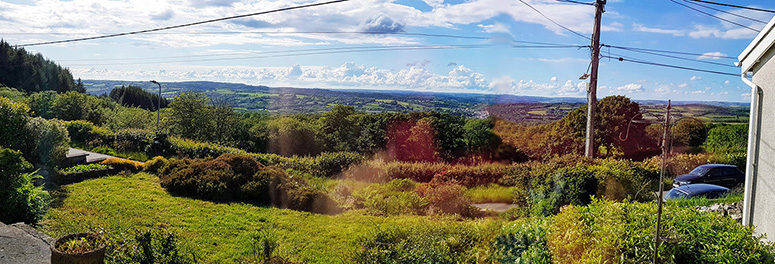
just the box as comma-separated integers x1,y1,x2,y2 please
1,0,773,102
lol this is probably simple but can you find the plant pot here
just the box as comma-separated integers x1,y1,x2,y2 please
51,233,106,264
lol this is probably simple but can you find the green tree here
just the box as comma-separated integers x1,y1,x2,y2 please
109,85,169,111
27,91,57,118
319,105,358,152
704,124,747,153
0,96,30,152
0,40,80,93
267,116,321,156
168,92,213,140
462,118,500,153
53,91,115,124
672,118,707,147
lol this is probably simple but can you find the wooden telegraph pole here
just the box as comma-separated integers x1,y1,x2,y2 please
585,0,605,158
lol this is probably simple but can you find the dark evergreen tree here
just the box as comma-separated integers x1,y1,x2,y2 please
109,85,169,111
0,40,80,93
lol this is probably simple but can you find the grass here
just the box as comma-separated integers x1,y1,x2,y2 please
41,173,499,263
465,184,517,204
665,193,744,207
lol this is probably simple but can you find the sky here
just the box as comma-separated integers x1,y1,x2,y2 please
1,0,773,102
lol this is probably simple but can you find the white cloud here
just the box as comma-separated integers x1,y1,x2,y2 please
72,62,492,91
691,90,706,94
611,83,644,92
690,76,702,81
724,80,730,84
478,22,511,34
697,52,728,60
0,0,601,47
632,24,684,36
678,83,688,88
550,76,557,82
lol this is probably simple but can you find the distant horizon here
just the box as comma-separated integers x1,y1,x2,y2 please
82,78,752,105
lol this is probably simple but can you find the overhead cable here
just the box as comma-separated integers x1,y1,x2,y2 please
518,0,592,40
685,0,775,13
682,0,767,24
602,55,739,76
17,0,350,47
669,0,759,32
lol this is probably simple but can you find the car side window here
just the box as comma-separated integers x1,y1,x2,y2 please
708,169,722,177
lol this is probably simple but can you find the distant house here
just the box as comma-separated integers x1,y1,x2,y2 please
738,17,775,242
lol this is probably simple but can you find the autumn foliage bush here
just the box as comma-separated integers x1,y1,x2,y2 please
100,158,144,172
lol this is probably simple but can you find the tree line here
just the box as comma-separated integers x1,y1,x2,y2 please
0,40,83,93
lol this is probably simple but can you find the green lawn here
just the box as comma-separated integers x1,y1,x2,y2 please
41,173,497,263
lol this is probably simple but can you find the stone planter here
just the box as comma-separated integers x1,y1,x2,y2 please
51,233,106,264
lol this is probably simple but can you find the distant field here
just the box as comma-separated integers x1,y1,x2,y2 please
83,80,749,122
488,103,749,125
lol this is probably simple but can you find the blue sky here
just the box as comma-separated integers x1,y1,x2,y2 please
1,0,772,102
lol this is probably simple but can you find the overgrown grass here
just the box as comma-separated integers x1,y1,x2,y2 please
465,184,517,204
40,173,500,263
665,193,744,207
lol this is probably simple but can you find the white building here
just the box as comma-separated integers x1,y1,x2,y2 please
738,16,775,242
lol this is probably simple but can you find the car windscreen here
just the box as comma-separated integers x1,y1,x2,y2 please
689,166,712,176
665,188,688,199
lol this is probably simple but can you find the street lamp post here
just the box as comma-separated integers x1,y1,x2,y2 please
150,80,161,133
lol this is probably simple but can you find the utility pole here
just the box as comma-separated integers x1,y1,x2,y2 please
150,80,162,133
585,0,605,158
654,100,671,264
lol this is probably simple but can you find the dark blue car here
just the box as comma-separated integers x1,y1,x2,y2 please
672,164,744,188
664,183,729,200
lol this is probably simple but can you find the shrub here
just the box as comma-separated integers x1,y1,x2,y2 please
353,223,486,264
100,158,145,172
528,164,598,216
158,154,334,213
64,120,95,144
0,147,50,223
491,218,551,264
415,181,471,215
144,156,169,174
352,179,427,215
168,136,245,159
519,199,775,263
310,152,365,178
24,117,70,166
58,163,110,175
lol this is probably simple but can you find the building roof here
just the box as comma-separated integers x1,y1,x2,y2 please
739,16,775,73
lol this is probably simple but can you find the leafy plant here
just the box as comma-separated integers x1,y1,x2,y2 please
56,235,103,254
58,163,110,175
100,158,145,172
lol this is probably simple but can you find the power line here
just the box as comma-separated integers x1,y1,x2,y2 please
685,0,775,14
602,44,737,68
603,44,737,59
10,30,582,48
682,0,767,24
669,0,759,32
518,0,592,40
556,0,594,6
16,0,351,47
601,55,739,76
54,44,489,62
